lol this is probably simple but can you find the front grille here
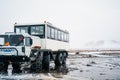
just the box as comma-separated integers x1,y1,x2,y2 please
0,48,18,55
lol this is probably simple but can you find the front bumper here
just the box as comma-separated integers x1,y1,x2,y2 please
0,55,29,62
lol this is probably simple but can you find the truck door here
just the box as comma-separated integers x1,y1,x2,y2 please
24,37,33,57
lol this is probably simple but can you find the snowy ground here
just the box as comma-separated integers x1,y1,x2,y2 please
0,52,120,80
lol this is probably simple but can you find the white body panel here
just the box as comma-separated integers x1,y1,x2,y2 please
23,34,41,57
22,33,41,48
30,36,41,48
41,39,69,51
40,39,46,49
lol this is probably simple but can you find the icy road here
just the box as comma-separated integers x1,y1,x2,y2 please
0,52,120,80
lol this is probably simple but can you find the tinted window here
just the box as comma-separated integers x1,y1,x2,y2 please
25,37,32,46
16,27,28,34
51,28,55,39
58,30,61,40
47,27,50,38
64,33,67,41
55,29,58,40
31,26,44,35
10,35,24,46
66,33,69,42
61,32,64,41
46,25,69,42
63,32,65,41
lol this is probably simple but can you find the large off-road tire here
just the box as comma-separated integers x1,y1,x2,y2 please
55,51,68,73
30,50,43,73
55,52,64,66
0,63,4,73
55,51,64,72
12,62,21,73
42,51,50,72
36,51,43,72
62,52,68,68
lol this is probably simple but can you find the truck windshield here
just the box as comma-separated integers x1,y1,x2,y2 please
10,35,24,46
0,35,24,46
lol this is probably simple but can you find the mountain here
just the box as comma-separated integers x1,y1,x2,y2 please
84,40,120,49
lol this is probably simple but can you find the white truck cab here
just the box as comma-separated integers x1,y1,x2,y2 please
0,33,41,61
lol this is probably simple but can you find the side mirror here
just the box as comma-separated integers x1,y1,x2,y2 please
25,37,33,46
22,47,25,53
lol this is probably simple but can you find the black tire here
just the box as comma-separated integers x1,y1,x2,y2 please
55,52,64,72
30,51,43,73
57,65,64,73
12,62,21,73
42,51,50,72
55,51,68,73
36,51,43,72
56,52,64,65
30,62,36,72
0,63,4,73
62,52,67,67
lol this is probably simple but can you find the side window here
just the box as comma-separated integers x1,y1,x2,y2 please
46,25,69,42
66,33,69,42
16,27,28,34
31,27,36,34
61,32,64,41
21,27,28,33
55,29,57,40
64,33,67,42
31,26,44,35
47,27,50,38
25,37,32,46
60,31,62,41
63,32,65,41
58,30,60,40
16,28,21,33
51,28,55,39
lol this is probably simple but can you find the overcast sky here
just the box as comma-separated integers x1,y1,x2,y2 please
0,0,120,48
